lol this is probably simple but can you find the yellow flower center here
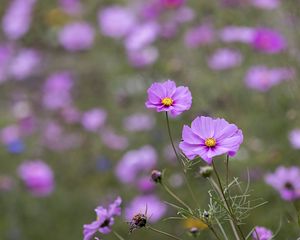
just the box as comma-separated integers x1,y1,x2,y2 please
205,138,216,147
161,97,173,106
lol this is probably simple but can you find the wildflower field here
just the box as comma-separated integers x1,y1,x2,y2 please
0,0,300,239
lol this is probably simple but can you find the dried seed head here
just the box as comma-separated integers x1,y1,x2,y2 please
199,166,213,178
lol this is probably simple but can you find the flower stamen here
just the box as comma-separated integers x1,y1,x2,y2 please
205,138,216,147
161,97,173,106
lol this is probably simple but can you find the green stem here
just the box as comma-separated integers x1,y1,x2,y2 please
160,182,192,213
208,225,223,240
212,161,246,240
148,226,182,240
113,231,125,240
165,112,199,208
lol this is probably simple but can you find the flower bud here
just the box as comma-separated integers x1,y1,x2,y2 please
199,166,213,178
151,170,162,183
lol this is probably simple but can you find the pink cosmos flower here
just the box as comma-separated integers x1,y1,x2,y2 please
98,6,136,39
83,197,122,240
127,46,159,68
115,145,157,184
161,0,185,9
125,194,166,223
252,226,273,240
2,0,36,40
123,113,155,132
58,22,95,52
219,26,255,44
100,128,128,150
289,129,300,149
81,108,107,132
18,160,54,197
207,48,243,70
265,166,300,201
145,80,192,116
59,0,82,15
184,23,215,48
179,116,243,164
250,0,279,10
252,28,286,54
244,66,294,92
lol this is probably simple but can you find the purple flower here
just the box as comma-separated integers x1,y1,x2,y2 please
100,128,129,150
83,197,122,240
207,48,243,70
123,113,155,132
250,0,279,10
125,22,159,51
179,116,243,164
127,46,159,68
244,66,294,92
184,23,215,48
42,71,74,110
18,160,54,197
115,145,157,183
161,0,185,9
98,6,136,39
58,22,95,52
265,166,300,201
125,195,166,223
2,0,36,40
0,125,20,145
81,108,107,132
9,48,41,80
252,28,286,54
289,129,300,149
252,226,273,240
219,26,255,43
0,43,14,83
58,0,82,15
145,80,192,117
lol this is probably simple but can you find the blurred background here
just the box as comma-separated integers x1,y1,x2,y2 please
0,0,300,239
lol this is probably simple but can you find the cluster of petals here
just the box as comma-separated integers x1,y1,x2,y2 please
83,197,122,240
145,80,192,116
265,166,300,201
179,116,243,164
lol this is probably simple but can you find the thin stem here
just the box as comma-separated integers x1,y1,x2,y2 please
165,112,182,167
225,155,229,189
160,182,192,213
212,161,246,240
164,112,199,208
113,231,125,240
148,226,182,240
216,218,229,240
208,225,223,240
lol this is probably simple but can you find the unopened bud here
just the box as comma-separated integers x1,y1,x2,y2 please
199,166,213,178
151,170,162,183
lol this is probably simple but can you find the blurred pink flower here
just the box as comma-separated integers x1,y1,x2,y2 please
179,116,243,164
252,28,286,54
9,48,41,80
42,71,74,110
2,0,37,40
125,195,167,223
125,22,159,51
161,0,185,8
101,128,128,150
137,176,156,193
265,166,300,201
115,145,157,184
289,129,300,149
184,23,215,48
58,22,95,52
252,226,273,240
59,0,82,15
123,113,155,132
244,66,294,92
0,125,20,145
127,46,159,68
219,26,255,43
145,79,192,117
208,48,243,70
18,160,54,197
81,108,107,132
98,6,136,39
250,0,279,10
0,43,14,83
